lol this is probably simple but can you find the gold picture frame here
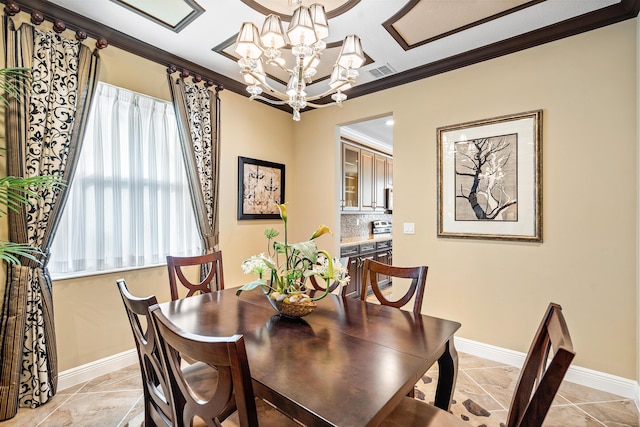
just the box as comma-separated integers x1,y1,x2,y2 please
437,110,542,242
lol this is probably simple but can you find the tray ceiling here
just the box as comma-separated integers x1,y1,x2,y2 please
26,0,639,108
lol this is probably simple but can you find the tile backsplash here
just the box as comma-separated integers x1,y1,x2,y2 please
340,213,393,239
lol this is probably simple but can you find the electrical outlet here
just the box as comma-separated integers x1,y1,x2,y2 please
403,223,415,234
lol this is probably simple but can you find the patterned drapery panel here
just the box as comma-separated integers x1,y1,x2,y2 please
0,19,99,419
168,76,221,279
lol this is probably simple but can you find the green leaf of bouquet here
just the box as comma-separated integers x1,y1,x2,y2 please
235,278,267,296
291,240,318,263
273,241,288,254
264,228,279,239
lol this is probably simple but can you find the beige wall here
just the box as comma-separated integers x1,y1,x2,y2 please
293,20,638,380
636,15,640,387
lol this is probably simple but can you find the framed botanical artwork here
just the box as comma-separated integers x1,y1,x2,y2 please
437,110,542,242
238,156,285,220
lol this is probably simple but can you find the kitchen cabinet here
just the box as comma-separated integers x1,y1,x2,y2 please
373,240,392,287
361,151,388,212
340,239,392,297
386,157,393,188
341,143,360,211
360,150,374,211
339,245,359,298
375,154,388,212
341,140,391,212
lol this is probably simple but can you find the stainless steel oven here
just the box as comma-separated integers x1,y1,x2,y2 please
372,220,392,235
385,188,393,212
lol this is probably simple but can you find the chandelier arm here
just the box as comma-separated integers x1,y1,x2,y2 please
250,95,337,109
304,91,339,102
303,81,353,102
258,84,288,100
241,71,353,103
249,95,291,105
241,69,289,100
302,51,320,72
264,59,293,75
255,88,288,100
245,78,339,103
305,101,339,108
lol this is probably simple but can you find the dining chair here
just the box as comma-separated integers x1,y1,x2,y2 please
166,251,224,301
380,302,576,427
360,258,428,314
116,279,175,427
148,305,300,427
308,257,351,296
117,279,227,427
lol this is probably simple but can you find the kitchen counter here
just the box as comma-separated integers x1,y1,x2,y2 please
340,234,392,246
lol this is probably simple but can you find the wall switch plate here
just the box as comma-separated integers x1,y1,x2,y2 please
403,223,415,234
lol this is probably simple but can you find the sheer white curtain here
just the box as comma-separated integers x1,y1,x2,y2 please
49,83,201,277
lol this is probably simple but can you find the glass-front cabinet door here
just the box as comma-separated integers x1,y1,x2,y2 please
342,142,360,210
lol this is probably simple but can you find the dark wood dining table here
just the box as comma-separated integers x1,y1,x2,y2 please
157,288,461,427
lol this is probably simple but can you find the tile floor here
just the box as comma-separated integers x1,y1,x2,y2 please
418,353,639,427
0,352,637,426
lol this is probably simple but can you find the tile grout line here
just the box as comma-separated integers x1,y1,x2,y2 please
34,389,82,426
461,365,627,425
459,363,512,371
70,389,144,395
459,368,510,412
567,401,608,426
572,398,640,405
571,398,639,426
31,375,141,427
117,394,144,427
459,362,638,426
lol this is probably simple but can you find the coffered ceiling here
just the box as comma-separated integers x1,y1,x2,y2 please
18,0,640,109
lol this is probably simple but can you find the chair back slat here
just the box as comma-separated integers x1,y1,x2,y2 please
117,279,172,427
149,305,258,427
506,303,575,427
361,258,428,313
167,251,224,300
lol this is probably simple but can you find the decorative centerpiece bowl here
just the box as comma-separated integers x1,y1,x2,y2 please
273,298,317,318
261,287,318,318
237,203,349,318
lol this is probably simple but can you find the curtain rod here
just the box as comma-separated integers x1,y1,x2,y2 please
4,1,108,50
166,64,223,93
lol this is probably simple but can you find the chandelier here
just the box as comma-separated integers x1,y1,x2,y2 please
234,2,364,121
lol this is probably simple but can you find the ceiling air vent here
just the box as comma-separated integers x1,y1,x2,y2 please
368,64,396,79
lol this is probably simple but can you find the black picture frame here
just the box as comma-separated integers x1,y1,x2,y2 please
237,156,286,220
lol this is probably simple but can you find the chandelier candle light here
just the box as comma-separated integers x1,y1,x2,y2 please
234,2,365,121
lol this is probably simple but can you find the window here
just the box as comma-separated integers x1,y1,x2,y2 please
49,83,201,278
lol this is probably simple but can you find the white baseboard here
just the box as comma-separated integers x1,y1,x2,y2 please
455,336,639,406
58,348,138,392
